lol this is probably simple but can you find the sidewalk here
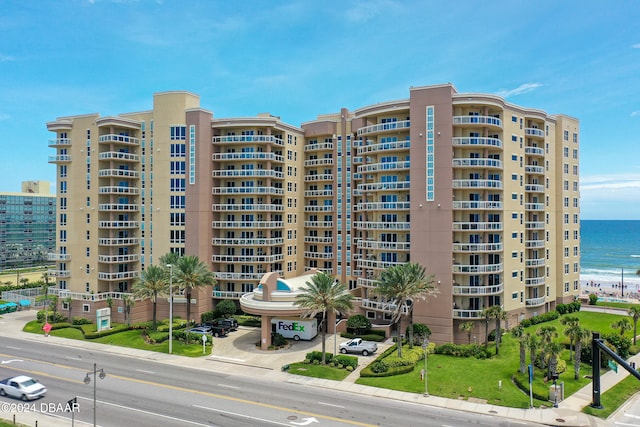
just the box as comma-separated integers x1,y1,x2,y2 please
0,310,610,426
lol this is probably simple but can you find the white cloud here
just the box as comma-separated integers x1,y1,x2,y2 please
344,0,398,23
581,174,640,191
0,53,15,62
495,83,543,98
632,43,640,49
631,111,640,117
0,113,10,121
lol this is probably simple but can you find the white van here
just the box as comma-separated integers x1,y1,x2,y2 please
271,318,318,341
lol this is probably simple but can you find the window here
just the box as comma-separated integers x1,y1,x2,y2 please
170,126,186,140
563,130,569,141
170,143,186,157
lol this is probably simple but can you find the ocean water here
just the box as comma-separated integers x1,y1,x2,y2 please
580,220,640,288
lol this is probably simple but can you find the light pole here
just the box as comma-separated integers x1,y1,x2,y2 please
84,363,106,427
167,264,174,354
333,318,348,355
422,338,429,396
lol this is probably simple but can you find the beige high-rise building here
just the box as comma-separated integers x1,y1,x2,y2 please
47,84,580,342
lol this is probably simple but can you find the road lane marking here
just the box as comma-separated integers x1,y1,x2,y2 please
217,383,240,389
65,356,83,361
194,404,292,426
317,402,345,408
136,369,155,374
210,355,245,362
76,396,210,426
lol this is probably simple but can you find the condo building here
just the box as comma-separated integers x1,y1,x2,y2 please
47,84,580,343
0,181,56,271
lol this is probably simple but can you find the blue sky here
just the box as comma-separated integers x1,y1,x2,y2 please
1,0,639,219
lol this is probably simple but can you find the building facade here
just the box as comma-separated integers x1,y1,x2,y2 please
47,84,580,341
0,181,56,272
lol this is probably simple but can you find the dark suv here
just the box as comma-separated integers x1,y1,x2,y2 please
197,323,229,337
212,318,238,331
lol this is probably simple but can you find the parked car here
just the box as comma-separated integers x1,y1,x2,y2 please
212,318,238,331
339,338,378,356
189,326,212,335
194,324,229,337
0,376,47,401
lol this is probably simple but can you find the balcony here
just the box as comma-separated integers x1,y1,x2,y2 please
357,259,404,269
98,186,140,195
211,170,284,179
358,161,410,173
452,158,503,169
212,135,284,146
303,221,333,228
213,290,251,299
357,240,410,251
453,179,503,190
48,138,71,147
526,277,546,286
304,142,333,152
525,146,545,157
525,258,545,267
525,184,544,193
525,239,545,249
452,309,485,320
524,128,545,139
211,254,284,263
47,253,70,261
99,134,139,145
526,296,546,307
304,236,333,243
304,206,334,212
211,221,283,229
98,271,139,281
453,263,503,274
215,272,267,281
211,238,284,246
354,221,410,230
212,187,283,195
98,254,139,263
453,116,502,128
98,220,139,229
356,202,410,211
48,270,71,278
212,152,284,162
452,284,503,296
452,137,502,148
356,181,410,192
98,203,139,212
48,155,71,163
98,237,139,246
99,151,139,162
525,165,545,175
452,222,503,231
304,190,333,197
525,221,545,230
357,140,411,154
525,203,545,211
452,201,502,210
357,120,410,136
98,169,139,178
304,174,334,182
304,158,334,167
361,298,410,314
304,251,334,259
452,243,502,252
211,204,283,212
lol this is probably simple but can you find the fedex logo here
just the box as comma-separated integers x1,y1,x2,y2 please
277,321,305,332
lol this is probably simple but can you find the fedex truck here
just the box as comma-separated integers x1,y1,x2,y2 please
271,318,318,341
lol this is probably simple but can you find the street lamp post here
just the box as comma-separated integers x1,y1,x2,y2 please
333,318,348,356
167,264,174,354
422,338,429,396
84,363,106,427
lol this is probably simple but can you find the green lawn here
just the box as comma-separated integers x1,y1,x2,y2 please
583,373,640,419
286,362,352,381
23,320,212,357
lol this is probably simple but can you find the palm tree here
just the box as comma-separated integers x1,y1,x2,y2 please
63,296,72,322
174,255,216,342
511,325,528,374
481,307,492,348
612,318,632,336
573,327,591,380
295,272,354,364
132,264,168,331
375,262,436,357
122,294,135,327
537,325,558,372
561,315,580,361
160,252,180,268
526,333,541,379
545,341,564,378
628,306,640,345
487,305,507,355
460,321,474,344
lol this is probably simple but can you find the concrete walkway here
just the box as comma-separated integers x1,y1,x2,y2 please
0,310,624,426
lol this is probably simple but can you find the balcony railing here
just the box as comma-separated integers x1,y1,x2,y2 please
304,236,333,243
211,187,284,195
357,240,410,251
212,135,284,145
453,263,503,274
48,270,71,278
211,204,283,212
356,202,410,211
211,238,283,246
525,203,545,211
358,161,410,173
98,169,139,178
360,298,410,314
357,120,410,136
98,221,139,228
525,184,544,193
525,146,545,156
215,272,267,281
304,190,333,197
525,296,546,306
524,128,545,138
213,290,251,299
453,309,485,319
212,152,284,162
211,221,283,229
211,254,284,263
357,181,410,192
98,254,139,263
211,170,283,179
453,116,502,127
303,221,333,228
452,201,502,210
525,240,545,248
525,258,545,267
98,186,140,195
304,142,333,151
452,284,503,296
452,158,503,169
47,253,70,261
354,221,411,230
452,222,503,231
304,158,334,167
452,243,502,252
526,277,546,286
99,134,139,145
356,259,404,269
452,137,502,148
304,174,334,182
453,179,503,189
357,140,410,155
98,204,139,212
525,165,545,174
304,251,334,259
304,206,334,212
99,151,139,162
48,138,71,147
48,155,71,163
98,237,139,246
98,271,139,280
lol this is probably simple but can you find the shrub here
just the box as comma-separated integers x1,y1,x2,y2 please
306,351,333,364
405,323,431,346
36,310,66,323
557,301,581,315
84,324,130,339
603,333,632,360
519,311,560,328
370,361,388,373
361,363,414,377
588,293,598,305
384,347,424,368
434,343,491,359
72,317,92,325
272,333,287,347
346,315,371,335
334,354,358,369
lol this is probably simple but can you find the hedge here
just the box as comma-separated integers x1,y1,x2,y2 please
360,363,415,377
